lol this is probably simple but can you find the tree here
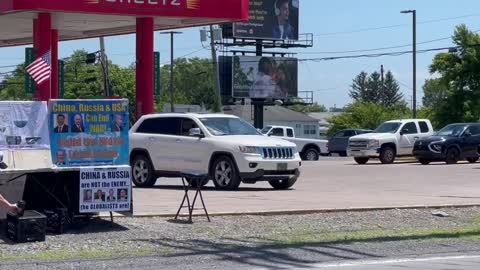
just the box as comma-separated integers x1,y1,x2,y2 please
327,101,411,135
349,71,370,102
366,71,382,103
0,52,219,123
381,71,404,107
422,78,448,108
160,57,217,111
289,103,327,113
427,24,480,128
349,70,405,107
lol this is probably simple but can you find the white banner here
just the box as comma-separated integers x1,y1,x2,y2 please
79,166,132,213
0,101,50,150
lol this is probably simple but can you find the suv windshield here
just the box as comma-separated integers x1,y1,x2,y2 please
200,117,260,136
436,124,466,137
374,122,401,133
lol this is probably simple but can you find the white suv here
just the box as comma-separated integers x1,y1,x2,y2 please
129,113,302,190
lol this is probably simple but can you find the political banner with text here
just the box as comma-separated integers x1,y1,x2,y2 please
79,166,132,213
49,99,129,167
0,101,50,150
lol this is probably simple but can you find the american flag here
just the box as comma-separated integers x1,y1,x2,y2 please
26,50,51,85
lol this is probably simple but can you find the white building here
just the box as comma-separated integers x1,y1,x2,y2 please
307,112,343,138
224,105,320,139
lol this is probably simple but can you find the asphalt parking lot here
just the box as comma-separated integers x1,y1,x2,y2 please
132,158,480,216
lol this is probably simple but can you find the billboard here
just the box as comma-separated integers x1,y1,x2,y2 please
233,0,299,40
232,56,298,99
49,99,129,167
0,101,50,150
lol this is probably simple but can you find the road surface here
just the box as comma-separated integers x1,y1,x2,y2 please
132,159,480,215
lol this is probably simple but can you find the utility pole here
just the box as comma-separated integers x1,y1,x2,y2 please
209,25,222,111
161,31,182,113
413,11,417,118
401,10,417,118
253,40,264,129
380,64,385,93
99,37,110,97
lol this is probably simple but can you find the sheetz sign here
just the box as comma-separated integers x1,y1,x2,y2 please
86,0,200,10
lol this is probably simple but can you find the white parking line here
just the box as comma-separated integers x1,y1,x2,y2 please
278,255,480,269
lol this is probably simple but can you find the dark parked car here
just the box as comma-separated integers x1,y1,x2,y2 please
413,123,480,165
329,129,371,156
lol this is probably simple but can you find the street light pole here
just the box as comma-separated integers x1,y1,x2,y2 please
401,9,416,118
161,31,182,113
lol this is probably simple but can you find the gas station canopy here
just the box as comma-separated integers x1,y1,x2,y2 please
0,0,249,47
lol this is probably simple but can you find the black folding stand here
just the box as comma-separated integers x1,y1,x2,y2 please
174,172,210,223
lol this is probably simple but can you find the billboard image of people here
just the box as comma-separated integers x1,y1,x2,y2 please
232,56,298,99
233,0,299,40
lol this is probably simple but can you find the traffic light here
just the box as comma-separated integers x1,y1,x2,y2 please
85,53,97,64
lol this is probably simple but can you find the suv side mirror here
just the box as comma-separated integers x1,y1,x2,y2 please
463,131,472,137
189,128,204,138
400,128,409,135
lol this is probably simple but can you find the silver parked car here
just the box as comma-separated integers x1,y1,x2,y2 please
328,129,372,156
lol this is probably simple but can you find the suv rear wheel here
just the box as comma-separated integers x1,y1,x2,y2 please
131,154,156,187
211,156,241,190
466,157,479,163
379,146,396,164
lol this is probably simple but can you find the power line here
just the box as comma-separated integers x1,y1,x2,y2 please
0,64,19,69
297,33,480,55
315,13,480,37
160,48,206,65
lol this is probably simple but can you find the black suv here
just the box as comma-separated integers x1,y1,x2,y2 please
413,123,480,165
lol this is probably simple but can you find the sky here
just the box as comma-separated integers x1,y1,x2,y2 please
1,0,480,109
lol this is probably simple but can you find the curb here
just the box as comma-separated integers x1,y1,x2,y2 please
103,203,480,218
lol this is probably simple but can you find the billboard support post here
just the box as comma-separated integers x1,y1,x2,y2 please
253,40,265,129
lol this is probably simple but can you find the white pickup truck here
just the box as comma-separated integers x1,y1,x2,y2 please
347,119,434,164
261,125,329,161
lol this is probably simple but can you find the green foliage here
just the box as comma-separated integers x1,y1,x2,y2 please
0,64,34,101
327,102,411,135
422,78,448,108
0,51,219,123
425,24,480,128
160,57,217,111
349,70,405,107
289,103,327,113
232,56,254,90
381,71,405,107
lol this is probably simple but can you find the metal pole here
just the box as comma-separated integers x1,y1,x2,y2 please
209,25,222,111
401,10,417,118
380,64,385,93
253,40,264,129
170,32,174,113
99,36,109,97
413,10,417,118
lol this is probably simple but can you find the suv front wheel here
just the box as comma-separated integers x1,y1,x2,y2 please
269,177,297,190
379,146,396,164
211,156,241,190
131,154,156,187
